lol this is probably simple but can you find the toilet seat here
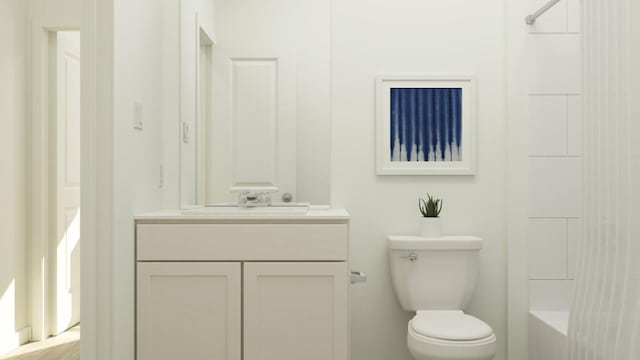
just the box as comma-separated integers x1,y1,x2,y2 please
407,311,497,360
410,311,493,341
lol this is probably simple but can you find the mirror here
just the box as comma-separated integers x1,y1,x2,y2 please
179,0,332,208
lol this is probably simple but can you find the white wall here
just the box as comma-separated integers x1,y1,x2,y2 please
330,1,507,360
162,0,181,209
0,0,30,353
112,0,178,358
635,2,640,140
527,0,581,312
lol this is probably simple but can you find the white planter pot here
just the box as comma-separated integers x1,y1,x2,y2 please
419,217,441,238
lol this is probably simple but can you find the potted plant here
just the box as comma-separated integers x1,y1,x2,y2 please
418,194,443,237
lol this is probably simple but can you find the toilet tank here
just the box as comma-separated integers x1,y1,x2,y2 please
388,235,483,311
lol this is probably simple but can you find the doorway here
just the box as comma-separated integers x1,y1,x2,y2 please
48,30,81,337
21,28,82,360
197,27,213,205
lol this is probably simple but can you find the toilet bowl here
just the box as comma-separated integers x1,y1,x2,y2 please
406,311,496,360
387,235,497,360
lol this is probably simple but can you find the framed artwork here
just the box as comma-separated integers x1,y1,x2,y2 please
376,75,477,175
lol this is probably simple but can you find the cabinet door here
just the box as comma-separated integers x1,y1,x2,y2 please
244,262,348,360
137,262,241,360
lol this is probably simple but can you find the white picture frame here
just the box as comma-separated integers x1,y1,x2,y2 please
376,75,477,175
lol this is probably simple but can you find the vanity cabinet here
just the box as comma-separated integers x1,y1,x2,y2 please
243,262,348,360
135,211,349,360
136,262,242,360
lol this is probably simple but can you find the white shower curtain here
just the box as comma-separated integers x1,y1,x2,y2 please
567,0,640,359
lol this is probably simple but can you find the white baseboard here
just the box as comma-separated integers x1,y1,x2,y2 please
0,327,32,356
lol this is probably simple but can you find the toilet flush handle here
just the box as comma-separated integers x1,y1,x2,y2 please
350,271,367,284
400,253,418,262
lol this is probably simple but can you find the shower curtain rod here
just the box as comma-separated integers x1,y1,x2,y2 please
525,0,561,25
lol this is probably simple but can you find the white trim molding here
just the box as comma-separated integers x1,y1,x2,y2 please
0,327,31,355
506,0,530,359
81,0,113,359
28,0,82,342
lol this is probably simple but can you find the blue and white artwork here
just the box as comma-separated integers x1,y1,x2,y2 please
390,88,462,162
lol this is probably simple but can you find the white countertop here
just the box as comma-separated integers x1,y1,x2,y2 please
135,206,350,222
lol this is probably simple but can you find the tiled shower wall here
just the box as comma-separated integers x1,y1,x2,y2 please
527,0,581,311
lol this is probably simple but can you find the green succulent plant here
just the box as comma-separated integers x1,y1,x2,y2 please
418,194,443,218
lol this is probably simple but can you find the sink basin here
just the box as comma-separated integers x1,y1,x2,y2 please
181,202,310,216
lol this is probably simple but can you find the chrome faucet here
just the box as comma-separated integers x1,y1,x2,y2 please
238,191,272,207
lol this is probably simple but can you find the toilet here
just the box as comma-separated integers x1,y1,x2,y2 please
388,235,497,360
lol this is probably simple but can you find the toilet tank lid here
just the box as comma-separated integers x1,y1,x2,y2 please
387,235,483,250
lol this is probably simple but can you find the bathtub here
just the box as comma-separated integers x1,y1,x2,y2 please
528,311,568,360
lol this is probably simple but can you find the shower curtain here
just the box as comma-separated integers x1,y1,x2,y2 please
567,0,640,359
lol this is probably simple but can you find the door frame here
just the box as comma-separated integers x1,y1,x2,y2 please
29,2,81,342
28,0,114,360
29,2,113,360
196,18,214,205
80,0,114,359
49,30,82,336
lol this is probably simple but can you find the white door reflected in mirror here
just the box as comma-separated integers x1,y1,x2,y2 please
179,0,332,208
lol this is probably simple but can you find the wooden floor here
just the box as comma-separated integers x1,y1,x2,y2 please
0,326,79,360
